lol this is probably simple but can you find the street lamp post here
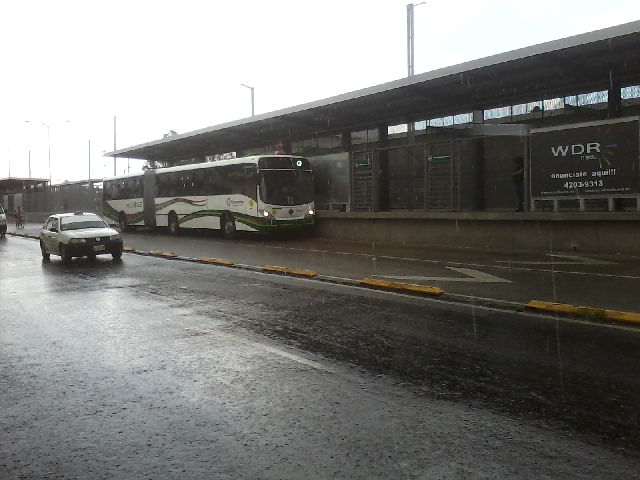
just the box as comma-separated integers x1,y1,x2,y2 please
407,2,426,77
241,84,255,116
44,123,51,184
113,115,117,176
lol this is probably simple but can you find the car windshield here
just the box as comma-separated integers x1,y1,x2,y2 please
60,216,107,231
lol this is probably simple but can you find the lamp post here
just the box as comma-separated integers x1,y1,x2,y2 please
43,123,51,184
113,115,117,176
407,2,426,77
24,120,32,178
240,84,255,116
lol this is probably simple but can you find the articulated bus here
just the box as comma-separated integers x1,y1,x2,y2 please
102,155,315,237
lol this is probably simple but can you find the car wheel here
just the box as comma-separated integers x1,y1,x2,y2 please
222,213,236,239
168,211,180,235
40,241,50,260
60,244,72,264
111,248,122,260
118,212,128,232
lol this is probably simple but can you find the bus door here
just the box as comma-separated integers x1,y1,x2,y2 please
143,170,157,226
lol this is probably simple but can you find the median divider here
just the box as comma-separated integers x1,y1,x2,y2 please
196,257,235,266
148,250,178,258
525,300,640,325
360,278,445,296
262,265,318,278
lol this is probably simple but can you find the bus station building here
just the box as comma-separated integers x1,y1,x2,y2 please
103,20,640,255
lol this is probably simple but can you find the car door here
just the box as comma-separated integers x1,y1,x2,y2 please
43,218,61,254
40,217,54,252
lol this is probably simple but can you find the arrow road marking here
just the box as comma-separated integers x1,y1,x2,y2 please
495,254,615,266
376,267,511,283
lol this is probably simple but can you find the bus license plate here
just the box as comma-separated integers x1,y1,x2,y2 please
93,245,106,252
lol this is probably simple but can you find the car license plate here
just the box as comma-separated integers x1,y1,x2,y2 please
93,245,106,252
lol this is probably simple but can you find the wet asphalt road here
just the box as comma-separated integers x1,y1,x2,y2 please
2,235,640,479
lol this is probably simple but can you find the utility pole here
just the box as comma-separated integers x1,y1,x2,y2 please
241,84,255,116
113,115,117,176
407,2,426,77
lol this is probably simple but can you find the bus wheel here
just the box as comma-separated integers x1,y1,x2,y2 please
168,211,180,235
118,213,128,232
222,214,236,239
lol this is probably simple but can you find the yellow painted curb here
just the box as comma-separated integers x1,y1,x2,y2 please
196,257,235,266
149,250,178,258
525,300,640,324
123,247,136,252
262,265,318,277
360,278,444,296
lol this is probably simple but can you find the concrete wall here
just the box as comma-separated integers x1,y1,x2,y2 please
315,211,640,256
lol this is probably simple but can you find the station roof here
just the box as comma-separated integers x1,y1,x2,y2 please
107,20,640,163
0,177,50,190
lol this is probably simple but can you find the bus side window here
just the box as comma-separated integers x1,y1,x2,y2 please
213,167,232,195
244,166,258,200
164,173,179,197
227,165,244,195
104,182,112,201
193,170,205,196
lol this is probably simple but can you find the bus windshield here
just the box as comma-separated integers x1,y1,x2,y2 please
260,170,314,206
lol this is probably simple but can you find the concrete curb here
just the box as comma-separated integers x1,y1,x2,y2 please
196,257,235,266
525,300,640,325
148,251,178,258
360,278,445,296
262,265,318,277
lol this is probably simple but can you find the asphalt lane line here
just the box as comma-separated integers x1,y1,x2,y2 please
377,267,511,283
194,328,335,373
496,254,615,265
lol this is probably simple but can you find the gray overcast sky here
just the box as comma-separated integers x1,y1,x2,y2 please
1,0,638,183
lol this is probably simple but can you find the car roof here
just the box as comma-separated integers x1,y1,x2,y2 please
49,212,100,219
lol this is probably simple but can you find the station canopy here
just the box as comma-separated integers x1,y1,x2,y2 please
107,20,640,163
0,177,50,194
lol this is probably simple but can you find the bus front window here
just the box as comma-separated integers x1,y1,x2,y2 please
260,170,314,206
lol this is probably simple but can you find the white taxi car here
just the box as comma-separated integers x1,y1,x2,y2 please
40,212,123,263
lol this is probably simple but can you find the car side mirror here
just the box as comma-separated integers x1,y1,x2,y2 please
49,227,58,233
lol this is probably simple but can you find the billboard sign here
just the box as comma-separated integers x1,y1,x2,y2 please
530,118,639,197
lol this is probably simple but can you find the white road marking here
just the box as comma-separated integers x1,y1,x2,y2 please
193,328,335,373
496,254,615,266
376,267,511,283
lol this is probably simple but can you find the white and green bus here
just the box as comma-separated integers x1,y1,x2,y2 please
103,155,315,237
